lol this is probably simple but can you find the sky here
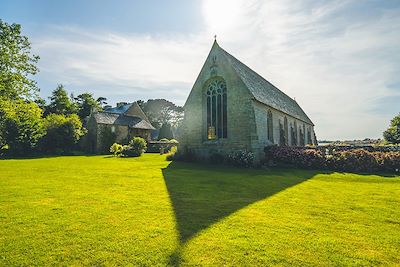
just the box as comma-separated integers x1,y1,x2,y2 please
1,0,400,140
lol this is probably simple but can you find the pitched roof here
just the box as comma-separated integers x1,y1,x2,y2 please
99,101,155,130
93,113,155,130
217,42,314,125
104,103,132,114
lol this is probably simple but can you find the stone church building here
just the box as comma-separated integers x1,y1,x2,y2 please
180,40,316,161
85,102,155,152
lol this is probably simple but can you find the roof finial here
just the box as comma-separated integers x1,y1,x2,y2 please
214,34,217,41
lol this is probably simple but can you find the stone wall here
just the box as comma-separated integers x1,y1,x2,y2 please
180,42,317,163
180,42,256,159
252,101,317,159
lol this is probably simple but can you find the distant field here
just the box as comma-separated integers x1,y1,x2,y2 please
0,154,399,266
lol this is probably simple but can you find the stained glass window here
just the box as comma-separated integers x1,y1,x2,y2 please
206,79,227,139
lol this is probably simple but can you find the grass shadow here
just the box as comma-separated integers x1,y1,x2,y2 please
162,161,323,244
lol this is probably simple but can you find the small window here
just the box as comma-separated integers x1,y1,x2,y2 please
111,126,116,133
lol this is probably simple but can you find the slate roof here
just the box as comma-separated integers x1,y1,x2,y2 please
93,112,155,130
104,103,132,114
219,45,314,125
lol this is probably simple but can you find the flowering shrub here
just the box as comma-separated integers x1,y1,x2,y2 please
227,150,254,168
265,146,400,173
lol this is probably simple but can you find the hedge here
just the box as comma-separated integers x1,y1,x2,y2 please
264,146,400,173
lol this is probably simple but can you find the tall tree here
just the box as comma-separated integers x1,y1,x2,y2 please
0,20,40,100
383,113,400,144
139,99,184,129
46,84,76,116
74,93,106,119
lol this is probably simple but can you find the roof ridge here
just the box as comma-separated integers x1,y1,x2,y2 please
218,45,313,125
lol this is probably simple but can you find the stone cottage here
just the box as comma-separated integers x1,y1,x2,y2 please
85,102,155,152
179,40,317,161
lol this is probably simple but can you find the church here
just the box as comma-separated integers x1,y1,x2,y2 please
179,40,317,161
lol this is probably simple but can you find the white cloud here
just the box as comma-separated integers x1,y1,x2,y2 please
32,0,400,140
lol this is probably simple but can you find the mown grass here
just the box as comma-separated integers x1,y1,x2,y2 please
0,154,399,266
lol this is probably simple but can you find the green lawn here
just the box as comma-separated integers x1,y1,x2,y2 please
0,154,399,266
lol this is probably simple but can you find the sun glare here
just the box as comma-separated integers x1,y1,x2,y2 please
202,0,241,33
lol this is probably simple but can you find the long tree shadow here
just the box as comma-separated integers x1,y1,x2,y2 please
162,161,322,245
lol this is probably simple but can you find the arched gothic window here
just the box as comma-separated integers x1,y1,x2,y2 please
279,120,286,146
206,79,227,139
294,121,298,146
284,116,289,146
307,127,312,145
267,110,273,142
290,123,295,146
299,126,305,146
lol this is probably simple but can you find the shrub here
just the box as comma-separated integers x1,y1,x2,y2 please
168,146,197,162
166,146,178,161
265,146,400,173
227,150,254,168
40,113,85,153
158,123,174,140
209,152,225,164
109,143,123,157
0,99,45,155
122,137,147,157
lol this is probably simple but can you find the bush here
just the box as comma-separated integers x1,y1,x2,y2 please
265,146,400,173
165,146,178,161
227,150,254,168
158,123,174,140
167,146,197,162
40,114,85,153
209,152,225,164
122,137,147,157
110,143,123,157
0,99,45,155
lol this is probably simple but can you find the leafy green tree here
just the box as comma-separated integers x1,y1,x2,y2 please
383,113,400,144
0,20,40,100
74,93,106,119
46,84,76,116
40,113,85,153
138,99,183,129
0,99,44,154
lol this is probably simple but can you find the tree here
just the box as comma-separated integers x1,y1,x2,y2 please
158,122,174,140
139,99,184,129
383,113,400,144
0,20,40,100
40,113,85,153
0,99,44,154
46,84,76,116
74,93,105,119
